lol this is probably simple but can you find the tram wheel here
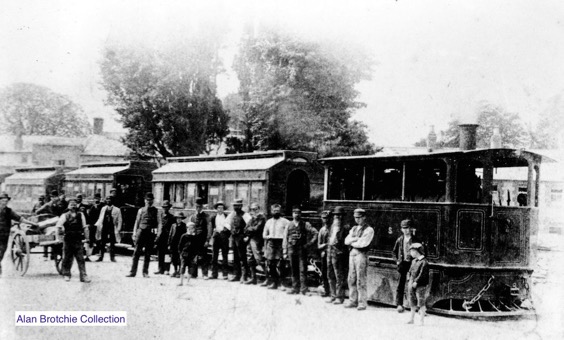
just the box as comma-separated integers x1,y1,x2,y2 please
10,233,30,276
53,245,63,275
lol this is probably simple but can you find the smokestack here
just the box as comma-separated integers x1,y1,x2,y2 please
93,118,104,135
458,124,479,150
427,125,437,152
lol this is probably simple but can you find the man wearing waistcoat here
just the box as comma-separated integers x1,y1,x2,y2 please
95,196,122,262
262,204,290,289
56,198,91,282
154,200,175,274
283,206,318,295
244,202,266,285
344,208,374,310
226,198,252,282
127,192,162,278
187,197,212,279
392,219,420,312
210,201,230,279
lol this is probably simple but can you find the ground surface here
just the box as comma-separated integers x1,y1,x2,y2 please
1,242,563,340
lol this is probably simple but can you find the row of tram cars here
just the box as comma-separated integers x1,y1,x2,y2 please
5,126,552,318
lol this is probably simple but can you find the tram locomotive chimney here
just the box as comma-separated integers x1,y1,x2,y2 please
458,124,479,150
427,125,438,152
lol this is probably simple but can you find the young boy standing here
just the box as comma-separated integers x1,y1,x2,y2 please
392,219,420,312
407,243,429,325
178,222,197,286
168,212,187,278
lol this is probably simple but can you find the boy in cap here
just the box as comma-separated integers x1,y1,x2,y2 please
392,219,421,312
407,243,429,325
168,212,187,277
344,208,374,310
178,222,198,286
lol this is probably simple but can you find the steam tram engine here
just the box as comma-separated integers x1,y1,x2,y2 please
319,126,550,317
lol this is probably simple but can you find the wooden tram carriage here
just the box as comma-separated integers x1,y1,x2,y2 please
319,134,550,317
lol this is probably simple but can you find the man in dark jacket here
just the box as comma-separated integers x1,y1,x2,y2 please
127,192,162,278
326,206,350,304
187,197,212,279
210,201,229,279
35,190,64,216
0,192,39,277
392,219,421,313
154,200,175,274
86,193,105,261
244,202,266,285
317,210,332,298
283,206,318,295
226,198,252,282
31,195,45,214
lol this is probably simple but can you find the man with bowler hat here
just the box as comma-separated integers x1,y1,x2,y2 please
154,200,175,274
326,206,350,304
226,198,252,282
210,201,230,279
392,218,421,312
86,193,105,260
0,192,39,277
95,196,122,262
127,192,162,278
344,208,374,310
283,206,318,295
187,197,212,279
31,195,45,214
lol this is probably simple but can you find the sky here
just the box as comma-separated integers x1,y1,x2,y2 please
1,0,563,147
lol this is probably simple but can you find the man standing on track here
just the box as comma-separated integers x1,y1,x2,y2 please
127,192,161,278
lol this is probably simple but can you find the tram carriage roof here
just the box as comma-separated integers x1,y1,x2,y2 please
319,148,554,166
5,166,73,186
64,161,157,180
153,150,316,182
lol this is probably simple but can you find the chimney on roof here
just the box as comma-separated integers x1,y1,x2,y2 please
93,118,104,135
427,125,437,152
490,127,502,148
458,124,479,150
15,133,23,151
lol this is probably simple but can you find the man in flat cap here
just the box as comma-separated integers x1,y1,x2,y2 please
344,208,374,310
283,206,318,295
326,206,350,304
168,212,187,277
317,210,332,297
226,198,252,282
244,202,266,285
407,243,429,325
95,196,122,262
127,192,162,278
210,201,230,279
187,197,212,279
31,195,45,214
392,218,421,312
0,192,39,277
35,190,64,217
154,200,175,274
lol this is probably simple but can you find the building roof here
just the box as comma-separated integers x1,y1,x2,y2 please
0,134,129,156
154,156,285,174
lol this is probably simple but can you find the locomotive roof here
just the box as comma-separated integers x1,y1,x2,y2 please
319,148,554,166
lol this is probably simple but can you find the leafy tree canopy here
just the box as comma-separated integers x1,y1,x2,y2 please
0,83,90,137
227,27,375,157
416,101,528,149
99,37,230,159
531,94,564,149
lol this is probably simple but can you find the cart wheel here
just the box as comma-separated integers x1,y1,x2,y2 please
53,245,63,275
10,233,30,276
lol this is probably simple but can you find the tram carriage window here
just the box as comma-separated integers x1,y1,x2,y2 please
186,183,196,208
224,183,235,207
197,183,209,206
250,182,265,207
364,163,403,201
457,161,484,203
236,183,249,206
328,166,363,200
208,183,221,207
404,161,446,202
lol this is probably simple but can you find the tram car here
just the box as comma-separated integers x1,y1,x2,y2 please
63,161,157,245
4,166,75,213
151,150,324,216
319,125,551,317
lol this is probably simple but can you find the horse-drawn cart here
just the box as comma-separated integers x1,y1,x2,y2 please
9,214,63,276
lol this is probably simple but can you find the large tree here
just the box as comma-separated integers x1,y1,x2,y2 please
415,102,528,149
99,40,230,159
0,83,90,137
530,94,564,149
227,27,375,156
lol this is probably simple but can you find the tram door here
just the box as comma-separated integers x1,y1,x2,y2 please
286,170,310,214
